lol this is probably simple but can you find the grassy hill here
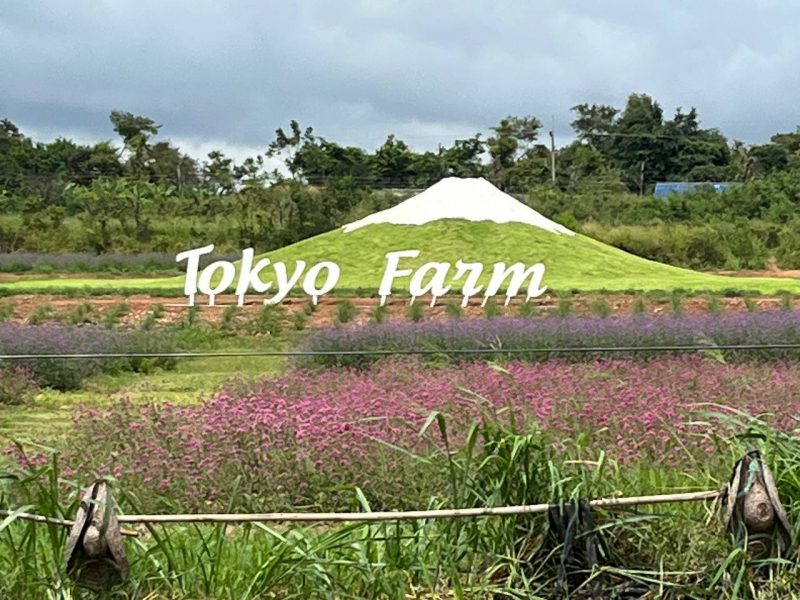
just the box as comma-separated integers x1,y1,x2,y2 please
4,220,800,296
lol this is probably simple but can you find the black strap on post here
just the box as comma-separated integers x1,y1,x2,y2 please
548,498,599,599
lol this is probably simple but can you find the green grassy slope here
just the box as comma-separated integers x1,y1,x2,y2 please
4,220,800,294
260,220,800,293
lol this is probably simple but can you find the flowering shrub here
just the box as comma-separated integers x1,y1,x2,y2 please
63,355,800,512
0,324,178,390
298,311,800,367
0,366,37,405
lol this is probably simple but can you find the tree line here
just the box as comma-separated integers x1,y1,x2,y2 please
1,93,800,263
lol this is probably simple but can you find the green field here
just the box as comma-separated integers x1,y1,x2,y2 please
0,337,289,440
4,220,800,295
4,307,800,597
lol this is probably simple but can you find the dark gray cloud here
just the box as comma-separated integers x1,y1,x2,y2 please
2,0,799,161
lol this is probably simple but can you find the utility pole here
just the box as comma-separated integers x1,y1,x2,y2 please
638,160,646,196
549,118,556,185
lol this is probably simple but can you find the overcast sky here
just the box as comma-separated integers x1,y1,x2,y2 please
2,1,799,163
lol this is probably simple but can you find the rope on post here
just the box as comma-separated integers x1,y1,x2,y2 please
115,490,720,524
0,508,139,537
1,490,720,529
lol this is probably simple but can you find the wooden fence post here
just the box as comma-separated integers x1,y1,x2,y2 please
64,480,129,591
720,449,792,560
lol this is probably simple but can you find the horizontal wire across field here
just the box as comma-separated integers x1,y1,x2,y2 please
2,343,800,360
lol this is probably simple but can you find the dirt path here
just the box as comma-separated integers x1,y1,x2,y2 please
709,263,800,279
0,291,796,328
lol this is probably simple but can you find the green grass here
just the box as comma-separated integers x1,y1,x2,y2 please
2,315,800,596
445,300,463,318
369,303,389,323
2,409,799,598
516,300,538,317
591,297,612,317
407,301,425,322
335,299,358,323
5,220,800,295
0,336,292,440
2,276,182,293
198,221,800,293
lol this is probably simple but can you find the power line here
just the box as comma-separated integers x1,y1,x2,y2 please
9,173,695,189
2,343,800,361
580,131,722,140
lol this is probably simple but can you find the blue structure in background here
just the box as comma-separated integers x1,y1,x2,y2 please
653,182,739,198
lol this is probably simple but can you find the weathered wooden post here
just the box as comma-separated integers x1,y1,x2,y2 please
64,480,129,591
720,449,792,560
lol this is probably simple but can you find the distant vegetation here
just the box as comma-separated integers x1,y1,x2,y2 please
2,94,800,271
0,251,239,274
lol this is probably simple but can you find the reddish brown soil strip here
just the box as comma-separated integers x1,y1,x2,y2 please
0,292,796,328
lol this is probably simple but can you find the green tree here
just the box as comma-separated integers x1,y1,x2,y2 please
109,110,160,154
407,136,486,187
488,115,543,190
488,116,542,169
608,93,671,190
267,120,316,178
663,107,731,181
147,141,199,189
0,120,40,197
570,103,618,155
556,141,623,192
750,143,788,175
443,135,486,178
68,141,124,186
771,126,800,154
371,135,414,187
731,141,761,182
409,150,449,187
203,150,237,195
70,179,123,252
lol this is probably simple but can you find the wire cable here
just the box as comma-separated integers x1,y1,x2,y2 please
2,343,800,360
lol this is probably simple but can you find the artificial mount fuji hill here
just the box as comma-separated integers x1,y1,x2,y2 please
245,177,800,295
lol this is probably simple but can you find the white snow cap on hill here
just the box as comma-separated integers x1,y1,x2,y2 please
342,177,575,235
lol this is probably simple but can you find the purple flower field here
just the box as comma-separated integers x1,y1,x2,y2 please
61,355,800,511
0,365,37,405
298,311,800,366
0,323,177,389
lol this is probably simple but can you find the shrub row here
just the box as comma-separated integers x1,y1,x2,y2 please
0,252,240,274
298,311,800,367
0,324,178,390
0,366,37,405
582,220,786,270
